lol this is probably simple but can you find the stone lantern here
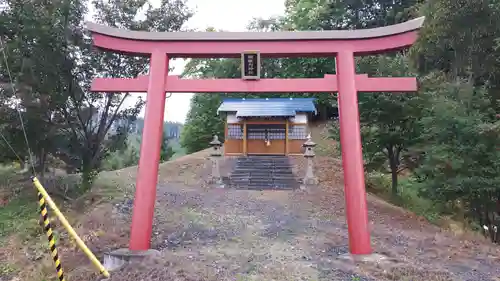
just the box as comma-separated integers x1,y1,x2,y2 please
302,133,318,188
209,135,224,188
210,135,222,156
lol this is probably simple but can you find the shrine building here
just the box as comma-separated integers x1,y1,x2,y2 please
217,98,317,156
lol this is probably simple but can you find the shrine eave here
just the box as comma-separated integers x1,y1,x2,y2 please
85,17,424,42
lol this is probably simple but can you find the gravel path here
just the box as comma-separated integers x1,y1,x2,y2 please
108,183,500,281
106,155,500,281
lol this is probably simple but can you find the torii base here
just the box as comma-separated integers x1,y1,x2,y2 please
337,252,394,264
103,248,161,272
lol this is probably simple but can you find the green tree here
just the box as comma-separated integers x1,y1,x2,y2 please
180,93,225,154
180,56,243,154
160,134,175,162
0,0,88,179
329,55,424,195
0,0,192,189
413,78,500,241
410,0,500,94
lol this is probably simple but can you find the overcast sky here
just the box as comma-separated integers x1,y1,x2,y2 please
118,0,286,123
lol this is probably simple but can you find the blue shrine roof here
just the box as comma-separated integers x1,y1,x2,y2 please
217,98,317,117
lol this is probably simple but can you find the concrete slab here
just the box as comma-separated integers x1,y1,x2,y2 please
103,248,161,272
338,253,396,264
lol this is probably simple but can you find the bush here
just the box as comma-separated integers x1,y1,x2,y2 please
365,171,392,194
102,134,178,171
102,146,140,171
398,177,441,223
365,171,441,223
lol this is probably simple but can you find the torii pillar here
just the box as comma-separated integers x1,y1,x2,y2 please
86,16,424,255
336,50,370,253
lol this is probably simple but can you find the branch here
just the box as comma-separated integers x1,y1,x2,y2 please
95,93,115,140
67,74,92,142
52,189,75,202
90,93,130,166
103,93,130,134
396,165,408,173
58,107,85,140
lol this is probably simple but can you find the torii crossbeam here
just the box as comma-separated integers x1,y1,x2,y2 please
91,74,417,93
86,17,424,256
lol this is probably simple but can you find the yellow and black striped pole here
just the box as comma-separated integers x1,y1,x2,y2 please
38,192,66,281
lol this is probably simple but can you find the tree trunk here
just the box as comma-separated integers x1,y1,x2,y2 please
19,159,28,173
37,148,47,181
80,149,101,192
321,104,328,121
387,146,399,196
81,166,96,192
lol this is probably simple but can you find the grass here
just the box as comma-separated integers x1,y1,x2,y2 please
312,122,471,236
309,121,443,224
309,122,337,156
0,166,48,281
0,165,41,241
365,171,441,224
0,146,206,281
0,262,19,280
0,162,131,281
167,137,187,160
0,195,41,239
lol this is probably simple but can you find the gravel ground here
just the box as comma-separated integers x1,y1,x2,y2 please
109,184,500,280
103,154,500,281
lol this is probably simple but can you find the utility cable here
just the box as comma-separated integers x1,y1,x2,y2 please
0,129,23,163
0,37,36,175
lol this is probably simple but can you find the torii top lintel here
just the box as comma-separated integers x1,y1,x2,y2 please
85,17,424,57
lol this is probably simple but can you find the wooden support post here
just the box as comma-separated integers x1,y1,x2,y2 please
224,122,228,156
285,119,289,155
243,121,247,156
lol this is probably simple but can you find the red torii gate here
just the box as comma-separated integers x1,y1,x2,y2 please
87,17,424,256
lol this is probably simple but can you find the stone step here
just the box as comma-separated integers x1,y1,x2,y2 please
236,158,291,163
228,156,298,190
231,174,295,178
236,164,293,170
230,181,298,186
235,161,292,164
232,169,293,173
230,176,298,181
229,181,300,187
231,182,299,187
232,186,296,190
230,173,296,177
230,178,297,182
241,156,290,159
234,163,293,166
230,180,299,186
233,172,294,175
237,159,291,162
230,177,297,182
231,168,293,175
233,183,299,187
230,180,298,184
235,163,292,167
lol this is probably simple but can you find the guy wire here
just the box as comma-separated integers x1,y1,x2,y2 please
0,37,36,175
